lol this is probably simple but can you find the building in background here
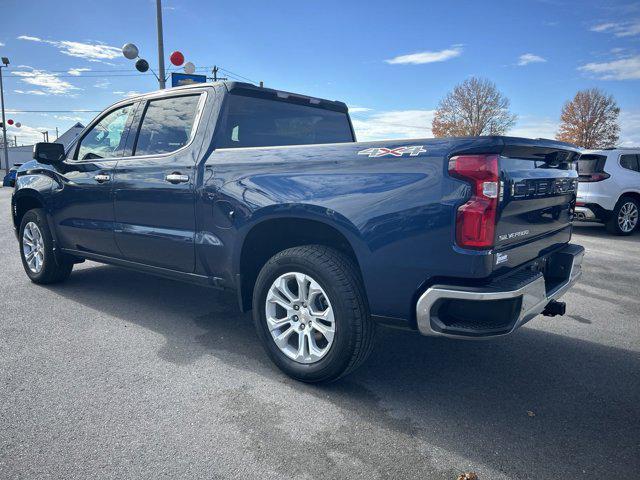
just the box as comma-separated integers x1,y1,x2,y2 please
4,122,85,168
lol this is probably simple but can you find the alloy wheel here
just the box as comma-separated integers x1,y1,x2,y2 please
265,272,336,364
618,202,638,233
22,222,45,274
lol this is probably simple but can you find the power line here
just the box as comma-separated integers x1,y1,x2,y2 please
6,110,100,113
218,67,258,84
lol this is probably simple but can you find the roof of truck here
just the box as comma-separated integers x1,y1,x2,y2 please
123,81,349,113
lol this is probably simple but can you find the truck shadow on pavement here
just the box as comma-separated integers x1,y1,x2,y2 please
46,263,640,479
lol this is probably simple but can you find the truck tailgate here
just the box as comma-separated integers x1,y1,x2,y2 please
493,141,579,271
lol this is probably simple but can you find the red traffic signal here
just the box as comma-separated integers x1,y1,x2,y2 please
170,51,184,66
7,119,14,125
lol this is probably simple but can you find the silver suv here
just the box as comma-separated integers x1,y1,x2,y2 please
576,148,640,235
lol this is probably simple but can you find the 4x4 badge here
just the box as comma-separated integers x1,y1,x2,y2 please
358,146,427,158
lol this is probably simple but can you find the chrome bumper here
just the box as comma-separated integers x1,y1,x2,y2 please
416,245,584,339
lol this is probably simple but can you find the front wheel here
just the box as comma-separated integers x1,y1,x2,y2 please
252,245,375,383
606,197,639,235
19,209,73,284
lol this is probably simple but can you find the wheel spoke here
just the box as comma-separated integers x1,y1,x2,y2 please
274,276,296,303
266,289,292,310
311,320,335,344
273,325,295,349
266,315,292,332
296,330,308,360
307,333,325,360
294,273,309,302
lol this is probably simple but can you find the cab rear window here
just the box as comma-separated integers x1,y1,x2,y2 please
217,94,353,149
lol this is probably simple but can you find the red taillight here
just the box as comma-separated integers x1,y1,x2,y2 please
448,154,499,249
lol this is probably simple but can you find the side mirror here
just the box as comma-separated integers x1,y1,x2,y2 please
33,142,65,165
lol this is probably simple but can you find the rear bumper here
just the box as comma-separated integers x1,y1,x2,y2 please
416,244,584,339
575,206,597,221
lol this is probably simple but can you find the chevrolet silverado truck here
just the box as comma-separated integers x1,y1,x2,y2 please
12,82,584,382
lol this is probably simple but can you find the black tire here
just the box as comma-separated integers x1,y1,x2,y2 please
19,208,73,284
252,245,375,383
606,196,639,236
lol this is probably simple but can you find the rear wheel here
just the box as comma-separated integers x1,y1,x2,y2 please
253,245,375,383
606,197,639,235
19,209,73,284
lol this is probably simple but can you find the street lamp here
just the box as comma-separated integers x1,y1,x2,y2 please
0,56,10,176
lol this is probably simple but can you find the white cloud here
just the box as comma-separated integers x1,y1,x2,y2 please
17,35,42,42
385,46,462,65
510,116,559,140
68,67,91,76
12,66,79,95
517,53,547,66
591,20,640,37
348,106,372,113
351,110,435,141
579,55,640,80
5,123,55,145
14,89,48,95
0,42,5,47
17,35,121,62
94,79,110,89
112,90,142,98
55,114,87,122
619,111,640,147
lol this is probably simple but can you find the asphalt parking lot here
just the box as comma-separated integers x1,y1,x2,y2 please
1,186,638,480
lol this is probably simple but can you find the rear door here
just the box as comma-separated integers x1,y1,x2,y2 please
111,92,208,272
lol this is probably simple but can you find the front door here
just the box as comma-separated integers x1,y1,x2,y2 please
52,102,137,257
112,93,206,272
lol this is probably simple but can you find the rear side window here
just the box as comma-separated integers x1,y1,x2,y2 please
134,95,202,156
217,94,353,149
577,154,607,176
620,154,640,172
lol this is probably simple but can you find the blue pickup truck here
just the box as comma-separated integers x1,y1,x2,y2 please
12,82,584,382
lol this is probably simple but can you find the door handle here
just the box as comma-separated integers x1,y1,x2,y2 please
94,173,111,183
165,173,190,184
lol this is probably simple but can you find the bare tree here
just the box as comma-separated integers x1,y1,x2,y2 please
556,88,620,148
431,77,517,137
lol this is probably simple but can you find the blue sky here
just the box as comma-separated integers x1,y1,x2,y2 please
2,0,639,145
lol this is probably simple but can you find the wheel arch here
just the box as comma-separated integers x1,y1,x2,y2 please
235,207,368,312
12,189,48,232
617,191,640,206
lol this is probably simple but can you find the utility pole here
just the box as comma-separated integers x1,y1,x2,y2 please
0,57,9,175
211,66,228,82
55,127,59,140
156,0,166,89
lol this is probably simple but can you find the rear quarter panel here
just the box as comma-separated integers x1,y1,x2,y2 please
199,137,504,320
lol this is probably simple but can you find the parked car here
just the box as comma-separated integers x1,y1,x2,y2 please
11,82,584,382
575,148,640,235
3,164,22,187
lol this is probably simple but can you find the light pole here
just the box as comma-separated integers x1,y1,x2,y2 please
156,0,166,90
0,56,9,176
